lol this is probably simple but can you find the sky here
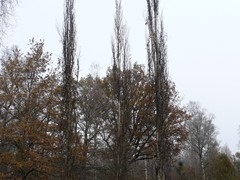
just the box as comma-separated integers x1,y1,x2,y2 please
3,0,240,154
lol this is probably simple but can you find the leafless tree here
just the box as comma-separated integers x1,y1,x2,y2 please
146,0,171,179
0,0,18,44
221,144,232,160
77,75,109,180
60,0,80,178
111,0,131,179
186,101,218,180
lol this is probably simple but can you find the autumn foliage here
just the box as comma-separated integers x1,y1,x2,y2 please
0,40,62,178
0,1,195,179
0,40,189,179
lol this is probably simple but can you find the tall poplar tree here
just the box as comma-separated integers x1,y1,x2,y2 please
146,0,170,179
111,0,131,179
60,0,80,178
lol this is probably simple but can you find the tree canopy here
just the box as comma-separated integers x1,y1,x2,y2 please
0,0,238,180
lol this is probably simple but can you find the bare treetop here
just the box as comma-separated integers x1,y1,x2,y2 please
0,0,18,43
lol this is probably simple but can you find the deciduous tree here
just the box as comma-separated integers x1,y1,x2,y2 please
186,101,218,180
59,0,83,178
0,0,18,45
210,153,236,180
77,75,108,179
0,40,61,179
101,63,189,179
146,0,175,179
110,0,132,179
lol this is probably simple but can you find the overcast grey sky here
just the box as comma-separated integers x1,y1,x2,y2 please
4,0,240,153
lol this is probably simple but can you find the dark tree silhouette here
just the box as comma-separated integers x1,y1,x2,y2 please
60,0,81,178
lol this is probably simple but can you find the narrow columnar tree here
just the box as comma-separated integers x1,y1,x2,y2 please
146,0,170,179
60,0,81,178
111,0,131,179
